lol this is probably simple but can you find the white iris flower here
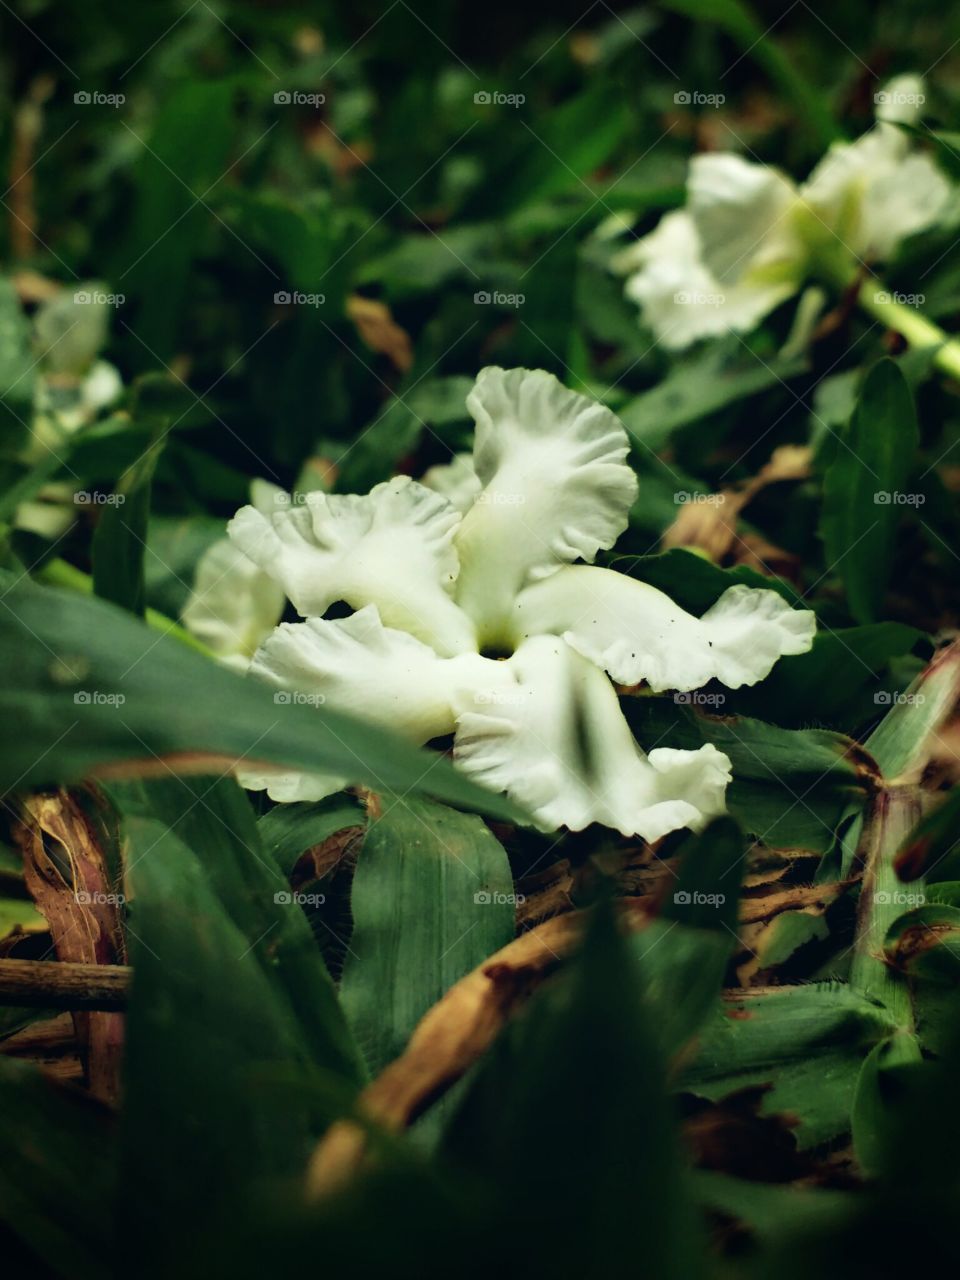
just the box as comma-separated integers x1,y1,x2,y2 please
214,367,815,838
615,76,951,350
181,478,288,669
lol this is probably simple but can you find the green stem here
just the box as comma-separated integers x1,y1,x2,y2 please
36,558,215,657
856,281,960,381
850,785,923,1030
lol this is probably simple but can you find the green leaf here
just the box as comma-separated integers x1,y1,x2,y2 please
851,1033,923,1176
341,797,515,1074
109,775,363,1080
258,795,366,879
0,573,524,822
619,341,807,450
728,623,924,729
335,376,473,493
442,901,706,1276
615,547,800,613
884,903,960,984
863,640,960,778
0,1059,116,1277
624,697,866,852
91,431,165,616
821,359,920,623
0,278,35,439
119,814,349,1271
682,983,897,1148
462,82,628,218
119,81,236,356
660,0,838,148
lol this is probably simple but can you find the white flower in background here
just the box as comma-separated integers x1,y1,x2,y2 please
219,367,815,838
31,283,123,445
15,284,124,540
615,75,951,350
181,479,288,669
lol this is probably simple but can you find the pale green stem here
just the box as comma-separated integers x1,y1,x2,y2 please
856,281,960,381
36,558,215,657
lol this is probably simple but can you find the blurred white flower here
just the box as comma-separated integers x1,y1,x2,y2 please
616,75,950,349
221,367,815,837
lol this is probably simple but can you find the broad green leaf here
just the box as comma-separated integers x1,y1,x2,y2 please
633,818,745,1060
728,623,924,729
0,1058,116,1277
863,639,960,778
624,697,867,852
109,775,363,1080
119,815,349,1272
682,983,897,1148
0,573,523,822
884,903,960,984
258,794,366,879
619,342,807,451
693,1170,850,1241
443,902,706,1277
614,547,800,613
340,796,514,1074
821,359,920,623
851,1033,922,1176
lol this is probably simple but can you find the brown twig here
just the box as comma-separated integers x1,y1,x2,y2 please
306,898,651,1200
0,959,130,1010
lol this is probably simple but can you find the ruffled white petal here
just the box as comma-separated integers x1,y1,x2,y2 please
181,538,286,666
453,367,638,643
420,452,482,514
227,475,476,656
182,479,288,666
452,634,731,838
687,154,804,284
620,210,798,350
511,566,815,691
802,121,950,262
248,603,506,743
236,765,347,804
